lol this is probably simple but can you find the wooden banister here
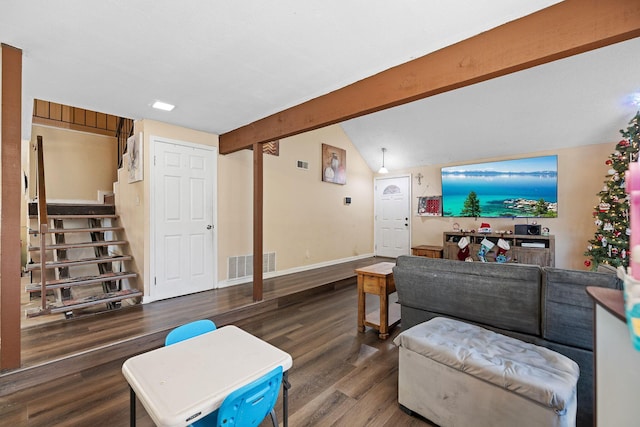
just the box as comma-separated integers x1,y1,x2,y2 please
36,136,49,311
36,136,48,225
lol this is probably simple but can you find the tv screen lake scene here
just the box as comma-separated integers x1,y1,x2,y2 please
441,155,558,218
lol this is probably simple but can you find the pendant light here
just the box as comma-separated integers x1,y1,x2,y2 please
378,148,389,174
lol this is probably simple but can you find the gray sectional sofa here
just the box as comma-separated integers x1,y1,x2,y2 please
392,255,621,427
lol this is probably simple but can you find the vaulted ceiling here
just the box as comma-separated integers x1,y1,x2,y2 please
2,1,639,171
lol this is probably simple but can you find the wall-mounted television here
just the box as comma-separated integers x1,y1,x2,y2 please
441,155,558,218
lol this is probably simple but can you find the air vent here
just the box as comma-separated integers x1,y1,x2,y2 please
228,252,276,279
297,160,309,170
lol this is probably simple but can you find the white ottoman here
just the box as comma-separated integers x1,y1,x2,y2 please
393,317,579,427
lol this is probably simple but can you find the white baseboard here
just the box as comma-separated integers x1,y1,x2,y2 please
215,253,375,289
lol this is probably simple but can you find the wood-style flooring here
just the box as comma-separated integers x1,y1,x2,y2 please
0,259,433,426
2,257,391,398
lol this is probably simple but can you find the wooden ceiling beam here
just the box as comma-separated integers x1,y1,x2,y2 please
219,0,640,154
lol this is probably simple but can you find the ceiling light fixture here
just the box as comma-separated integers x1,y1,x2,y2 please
378,148,389,174
152,101,175,111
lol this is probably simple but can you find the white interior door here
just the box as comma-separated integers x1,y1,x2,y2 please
375,175,411,258
152,138,216,300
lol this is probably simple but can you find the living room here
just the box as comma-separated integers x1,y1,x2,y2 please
2,2,640,426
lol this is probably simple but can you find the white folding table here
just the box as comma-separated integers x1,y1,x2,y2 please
122,325,293,427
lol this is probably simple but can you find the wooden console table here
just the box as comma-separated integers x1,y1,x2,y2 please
411,245,443,258
442,232,555,266
355,262,400,339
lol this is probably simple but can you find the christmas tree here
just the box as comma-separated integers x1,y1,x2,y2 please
584,111,640,270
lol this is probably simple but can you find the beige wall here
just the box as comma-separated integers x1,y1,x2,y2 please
394,142,612,270
116,120,374,298
262,125,374,270
40,115,611,294
218,125,375,279
29,125,117,201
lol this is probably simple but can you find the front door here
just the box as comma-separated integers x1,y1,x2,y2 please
375,175,411,257
152,138,216,300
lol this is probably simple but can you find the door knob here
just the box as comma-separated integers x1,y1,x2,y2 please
206,224,213,230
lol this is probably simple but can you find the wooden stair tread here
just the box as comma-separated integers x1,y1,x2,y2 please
29,226,124,234
47,214,118,219
26,289,142,317
26,254,132,271
28,240,128,251
28,214,118,219
25,272,137,292
28,202,115,216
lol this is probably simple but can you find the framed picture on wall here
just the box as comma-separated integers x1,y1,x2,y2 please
321,143,346,185
418,196,442,216
263,140,279,156
127,132,143,183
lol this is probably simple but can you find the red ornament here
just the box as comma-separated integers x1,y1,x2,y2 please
619,139,630,147
584,260,592,268
606,159,613,165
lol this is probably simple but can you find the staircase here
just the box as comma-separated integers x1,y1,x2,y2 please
26,202,141,318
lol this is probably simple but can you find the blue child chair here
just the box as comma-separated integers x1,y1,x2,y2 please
187,366,283,427
165,319,217,346
216,366,283,427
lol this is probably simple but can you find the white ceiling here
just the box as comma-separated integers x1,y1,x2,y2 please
343,37,640,170
2,1,639,171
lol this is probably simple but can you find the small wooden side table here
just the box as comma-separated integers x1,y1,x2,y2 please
411,245,443,258
355,262,401,339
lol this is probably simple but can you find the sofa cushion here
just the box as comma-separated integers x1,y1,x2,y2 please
394,256,542,335
542,267,621,350
394,317,580,413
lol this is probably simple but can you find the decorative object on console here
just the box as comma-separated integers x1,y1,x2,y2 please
457,237,470,261
477,238,495,262
496,238,511,263
514,224,541,235
478,222,492,233
417,196,442,216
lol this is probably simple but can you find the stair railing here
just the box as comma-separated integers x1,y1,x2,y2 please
36,136,48,311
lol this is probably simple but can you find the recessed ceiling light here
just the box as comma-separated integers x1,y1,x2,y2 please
152,101,175,111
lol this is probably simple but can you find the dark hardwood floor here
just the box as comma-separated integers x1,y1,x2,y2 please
0,263,433,426
2,257,392,398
